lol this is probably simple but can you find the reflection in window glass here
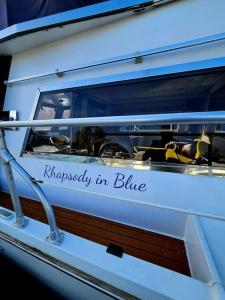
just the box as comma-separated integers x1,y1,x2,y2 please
24,69,225,172
216,124,225,132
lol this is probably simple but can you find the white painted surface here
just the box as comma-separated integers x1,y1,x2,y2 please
0,0,225,234
185,216,222,283
0,211,215,300
0,238,115,300
199,218,225,287
0,1,225,298
1,0,177,55
4,0,225,158
1,154,225,241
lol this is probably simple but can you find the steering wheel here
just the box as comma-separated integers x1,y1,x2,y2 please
49,135,71,152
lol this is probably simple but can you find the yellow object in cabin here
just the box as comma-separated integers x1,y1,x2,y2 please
165,147,193,164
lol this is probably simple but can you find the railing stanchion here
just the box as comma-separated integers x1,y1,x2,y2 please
0,129,28,228
0,129,63,245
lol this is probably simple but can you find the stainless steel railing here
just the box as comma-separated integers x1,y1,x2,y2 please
0,110,225,128
0,110,225,245
0,130,63,245
4,30,225,86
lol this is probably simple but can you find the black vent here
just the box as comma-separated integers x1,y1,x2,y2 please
106,243,124,258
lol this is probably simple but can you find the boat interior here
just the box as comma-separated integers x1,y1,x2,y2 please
22,68,225,174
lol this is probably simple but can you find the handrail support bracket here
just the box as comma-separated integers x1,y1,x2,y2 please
46,231,64,246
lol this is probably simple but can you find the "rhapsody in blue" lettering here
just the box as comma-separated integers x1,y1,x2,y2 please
113,173,147,192
43,165,148,192
44,165,91,187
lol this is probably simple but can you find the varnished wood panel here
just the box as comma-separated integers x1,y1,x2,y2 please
0,191,190,276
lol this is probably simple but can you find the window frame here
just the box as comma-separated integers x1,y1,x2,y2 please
21,56,225,164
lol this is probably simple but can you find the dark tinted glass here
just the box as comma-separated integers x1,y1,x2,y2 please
24,69,225,172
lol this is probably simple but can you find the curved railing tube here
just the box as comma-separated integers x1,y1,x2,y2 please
0,130,63,245
0,130,28,228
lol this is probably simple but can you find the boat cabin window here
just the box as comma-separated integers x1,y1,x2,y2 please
24,69,225,172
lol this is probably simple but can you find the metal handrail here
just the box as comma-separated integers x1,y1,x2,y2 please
0,111,225,128
4,30,225,86
0,110,225,245
0,130,63,245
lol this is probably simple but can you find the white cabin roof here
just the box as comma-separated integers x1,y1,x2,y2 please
0,0,176,55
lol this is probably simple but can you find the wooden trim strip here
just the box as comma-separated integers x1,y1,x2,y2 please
0,192,190,276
